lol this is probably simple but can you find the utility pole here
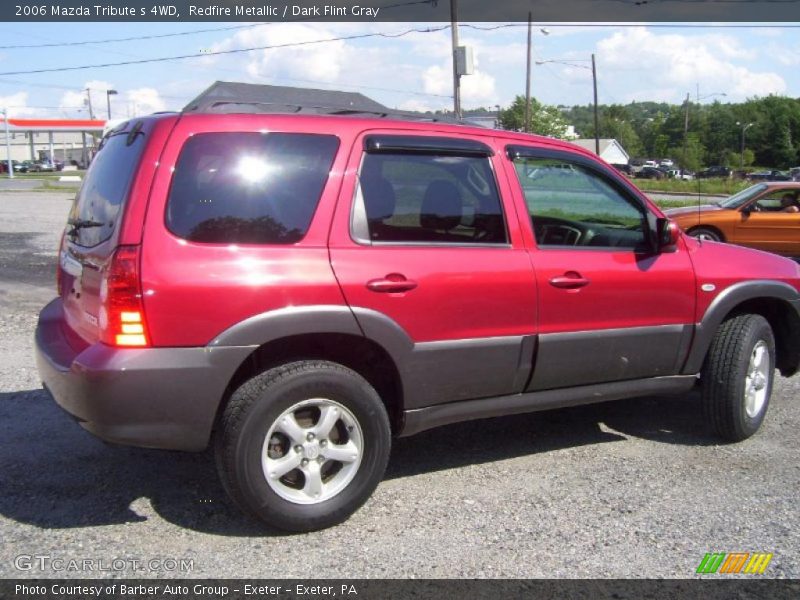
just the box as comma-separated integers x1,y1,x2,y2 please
450,0,461,119
525,12,532,132
3,108,13,179
592,53,599,155
85,88,95,120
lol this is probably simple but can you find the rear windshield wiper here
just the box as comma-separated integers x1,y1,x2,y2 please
67,218,105,237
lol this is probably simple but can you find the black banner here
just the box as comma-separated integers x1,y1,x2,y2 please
3,579,800,600
3,0,800,23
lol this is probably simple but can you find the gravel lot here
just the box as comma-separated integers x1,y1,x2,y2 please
1,191,799,579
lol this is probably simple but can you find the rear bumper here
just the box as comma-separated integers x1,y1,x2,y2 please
34,298,255,451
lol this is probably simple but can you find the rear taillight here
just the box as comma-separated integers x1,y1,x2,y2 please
99,245,149,347
56,231,66,294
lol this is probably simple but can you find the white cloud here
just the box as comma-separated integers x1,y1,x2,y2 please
126,88,166,117
0,91,42,117
59,80,115,117
596,28,785,102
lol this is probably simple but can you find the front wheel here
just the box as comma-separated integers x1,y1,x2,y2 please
701,314,775,442
688,227,722,242
215,360,391,532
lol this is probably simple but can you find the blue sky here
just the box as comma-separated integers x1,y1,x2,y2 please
0,21,797,119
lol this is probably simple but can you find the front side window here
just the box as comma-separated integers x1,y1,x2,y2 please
166,132,338,244
356,153,507,244
511,156,647,249
753,189,799,212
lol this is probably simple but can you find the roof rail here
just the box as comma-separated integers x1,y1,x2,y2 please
182,81,465,126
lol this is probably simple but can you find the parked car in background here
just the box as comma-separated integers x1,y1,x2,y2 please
748,170,791,182
665,182,800,257
610,163,633,177
659,159,674,168
638,166,668,179
667,169,694,181
698,166,732,179
790,167,800,181
33,160,57,172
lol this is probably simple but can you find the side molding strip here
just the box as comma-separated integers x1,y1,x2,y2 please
400,374,697,437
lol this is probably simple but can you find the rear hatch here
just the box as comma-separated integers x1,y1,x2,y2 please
58,120,151,344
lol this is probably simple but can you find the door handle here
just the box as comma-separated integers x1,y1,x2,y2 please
549,272,590,289
366,274,418,293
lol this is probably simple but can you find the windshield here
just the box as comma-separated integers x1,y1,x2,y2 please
718,183,767,209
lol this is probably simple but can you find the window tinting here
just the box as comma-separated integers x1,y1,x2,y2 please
512,157,647,249
69,122,147,247
358,153,507,244
167,132,338,244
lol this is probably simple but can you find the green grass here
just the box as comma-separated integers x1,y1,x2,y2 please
2,170,86,179
633,177,750,196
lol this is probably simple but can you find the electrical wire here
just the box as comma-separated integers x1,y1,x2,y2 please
0,25,450,77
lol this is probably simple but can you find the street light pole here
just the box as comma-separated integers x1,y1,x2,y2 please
737,121,753,169
3,108,13,179
682,92,690,169
450,0,461,119
106,89,118,120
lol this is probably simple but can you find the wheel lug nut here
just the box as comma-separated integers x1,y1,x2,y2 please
307,432,315,441
320,440,327,447
317,456,325,464
294,445,302,453
301,458,308,466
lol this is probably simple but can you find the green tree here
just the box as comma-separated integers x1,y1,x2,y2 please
726,149,754,169
498,95,568,138
668,133,705,172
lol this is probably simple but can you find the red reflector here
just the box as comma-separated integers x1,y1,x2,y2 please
100,245,150,347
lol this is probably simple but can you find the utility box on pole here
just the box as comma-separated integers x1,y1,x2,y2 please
455,46,474,76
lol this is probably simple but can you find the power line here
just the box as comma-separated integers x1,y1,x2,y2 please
0,23,265,50
0,25,450,77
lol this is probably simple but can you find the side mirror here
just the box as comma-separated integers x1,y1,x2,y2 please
656,217,680,253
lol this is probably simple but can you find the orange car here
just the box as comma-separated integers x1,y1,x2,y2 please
665,182,800,258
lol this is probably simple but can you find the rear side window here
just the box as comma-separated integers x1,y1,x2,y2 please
69,122,147,247
356,153,507,244
166,132,338,244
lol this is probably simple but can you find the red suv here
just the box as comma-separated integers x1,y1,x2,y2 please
35,88,800,531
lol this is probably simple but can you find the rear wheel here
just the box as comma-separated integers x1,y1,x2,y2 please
701,314,775,442
688,227,722,242
215,360,391,532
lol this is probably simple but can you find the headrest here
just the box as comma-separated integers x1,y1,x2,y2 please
420,180,462,232
361,175,396,222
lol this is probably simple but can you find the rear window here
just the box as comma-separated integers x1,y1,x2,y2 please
166,132,339,244
69,121,147,247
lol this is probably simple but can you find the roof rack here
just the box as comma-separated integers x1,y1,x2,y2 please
182,81,464,126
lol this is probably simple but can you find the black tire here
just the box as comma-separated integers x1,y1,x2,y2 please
701,314,775,442
688,227,723,242
215,360,391,532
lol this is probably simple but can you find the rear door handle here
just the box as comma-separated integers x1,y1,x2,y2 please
549,272,590,289
366,274,418,293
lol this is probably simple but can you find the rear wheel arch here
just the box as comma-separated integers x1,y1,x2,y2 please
216,332,406,440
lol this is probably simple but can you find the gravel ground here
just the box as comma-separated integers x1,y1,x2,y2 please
1,192,799,579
